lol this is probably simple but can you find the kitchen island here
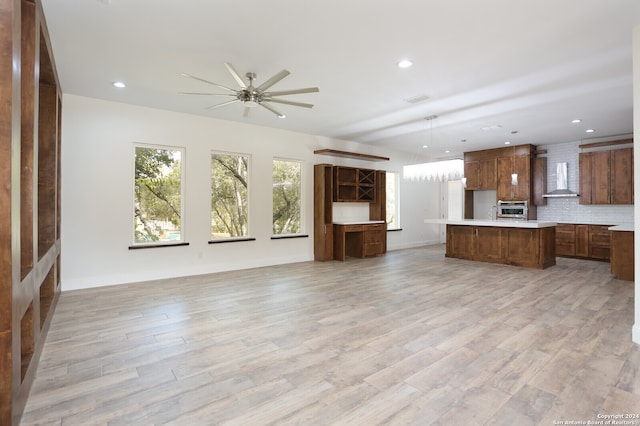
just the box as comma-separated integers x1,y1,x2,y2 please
433,219,557,269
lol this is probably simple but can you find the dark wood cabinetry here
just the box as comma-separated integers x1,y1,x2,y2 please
555,223,611,260
2,2,62,424
610,230,634,281
333,166,377,202
580,147,633,205
464,158,496,190
497,149,532,202
446,224,555,269
314,164,333,261
314,164,386,261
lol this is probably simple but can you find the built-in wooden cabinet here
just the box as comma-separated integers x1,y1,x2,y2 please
555,223,611,261
333,166,377,202
314,164,333,261
1,2,62,424
532,157,547,206
496,147,532,202
579,146,633,205
314,164,386,261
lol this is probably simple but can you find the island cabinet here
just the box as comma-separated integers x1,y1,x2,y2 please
446,224,556,269
580,146,633,205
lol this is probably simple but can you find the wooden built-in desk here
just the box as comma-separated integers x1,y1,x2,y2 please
333,221,386,261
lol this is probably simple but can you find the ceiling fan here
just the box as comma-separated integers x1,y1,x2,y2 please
180,62,319,118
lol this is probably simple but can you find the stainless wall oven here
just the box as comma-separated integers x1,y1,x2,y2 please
496,200,528,220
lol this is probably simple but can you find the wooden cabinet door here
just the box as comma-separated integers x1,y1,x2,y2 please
464,161,481,190
589,225,611,260
555,223,575,256
314,164,334,261
611,148,633,204
496,156,514,201
532,157,547,206
575,225,590,257
480,159,497,190
591,151,611,204
476,226,503,260
512,155,531,201
505,228,539,264
579,152,593,205
446,225,475,258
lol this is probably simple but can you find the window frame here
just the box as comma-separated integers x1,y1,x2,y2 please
209,150,252,242
386,170,401,230
131,143,186,247
271,157,305,237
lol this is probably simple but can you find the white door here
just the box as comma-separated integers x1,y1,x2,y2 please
440,180,464,243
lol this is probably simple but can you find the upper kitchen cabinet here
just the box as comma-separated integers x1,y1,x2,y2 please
496,145,533,202
579,144,633,205
333,166,377,202
463,156,496,190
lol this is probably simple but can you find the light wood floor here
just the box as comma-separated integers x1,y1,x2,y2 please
21,245,640,425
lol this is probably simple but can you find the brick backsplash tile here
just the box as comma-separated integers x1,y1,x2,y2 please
536,141,634,225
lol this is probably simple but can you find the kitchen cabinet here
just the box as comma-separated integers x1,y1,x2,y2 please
314,164,334,261
497,154,531,202
334,223,387,261
333,166,377,202
610,229,634,281
446,223,556,269
532,157,547,206
554,223,610,261
464,158,496,190
579,147,633,205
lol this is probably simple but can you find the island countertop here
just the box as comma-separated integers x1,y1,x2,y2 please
424,219,557,229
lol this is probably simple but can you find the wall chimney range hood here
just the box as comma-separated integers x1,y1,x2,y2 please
543,162,579,198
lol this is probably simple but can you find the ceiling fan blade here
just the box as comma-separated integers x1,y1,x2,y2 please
205,99,240,110
256,69,290,92
224,62,247,89
267,98,314,108
178,92,236,96
265,87,319,96
259,102,286,118
181,73,237,92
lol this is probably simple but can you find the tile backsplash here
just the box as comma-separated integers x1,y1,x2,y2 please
536,140,634,225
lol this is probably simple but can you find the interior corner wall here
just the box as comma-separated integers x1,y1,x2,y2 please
633,25,640,345
60,94,441,291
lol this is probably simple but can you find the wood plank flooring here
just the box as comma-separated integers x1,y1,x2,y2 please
20,245,640,425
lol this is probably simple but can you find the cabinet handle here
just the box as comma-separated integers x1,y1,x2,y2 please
475,228,478,237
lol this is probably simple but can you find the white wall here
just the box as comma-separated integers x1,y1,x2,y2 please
61,95,441,290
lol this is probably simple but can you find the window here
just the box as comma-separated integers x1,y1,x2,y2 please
211,152,249,239
133,145,184,244
386,171,400,229
272,159,302,235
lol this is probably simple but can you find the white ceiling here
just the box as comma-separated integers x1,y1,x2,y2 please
41,0,640,161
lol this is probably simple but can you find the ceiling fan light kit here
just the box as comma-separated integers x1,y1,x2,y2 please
181,62,319,118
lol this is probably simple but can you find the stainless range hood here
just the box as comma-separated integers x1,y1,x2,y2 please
543,162,579,198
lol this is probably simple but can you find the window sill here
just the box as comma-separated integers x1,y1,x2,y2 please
271,234,309,240
208,237,256,244
129,242,190,250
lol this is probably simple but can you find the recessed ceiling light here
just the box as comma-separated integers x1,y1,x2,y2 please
505,141,511,145
445,150,450,153
585,129,595,133
423,145,429,149
397,59,413,68
571,119,582,124
278,114,286,119
113,81,126,88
